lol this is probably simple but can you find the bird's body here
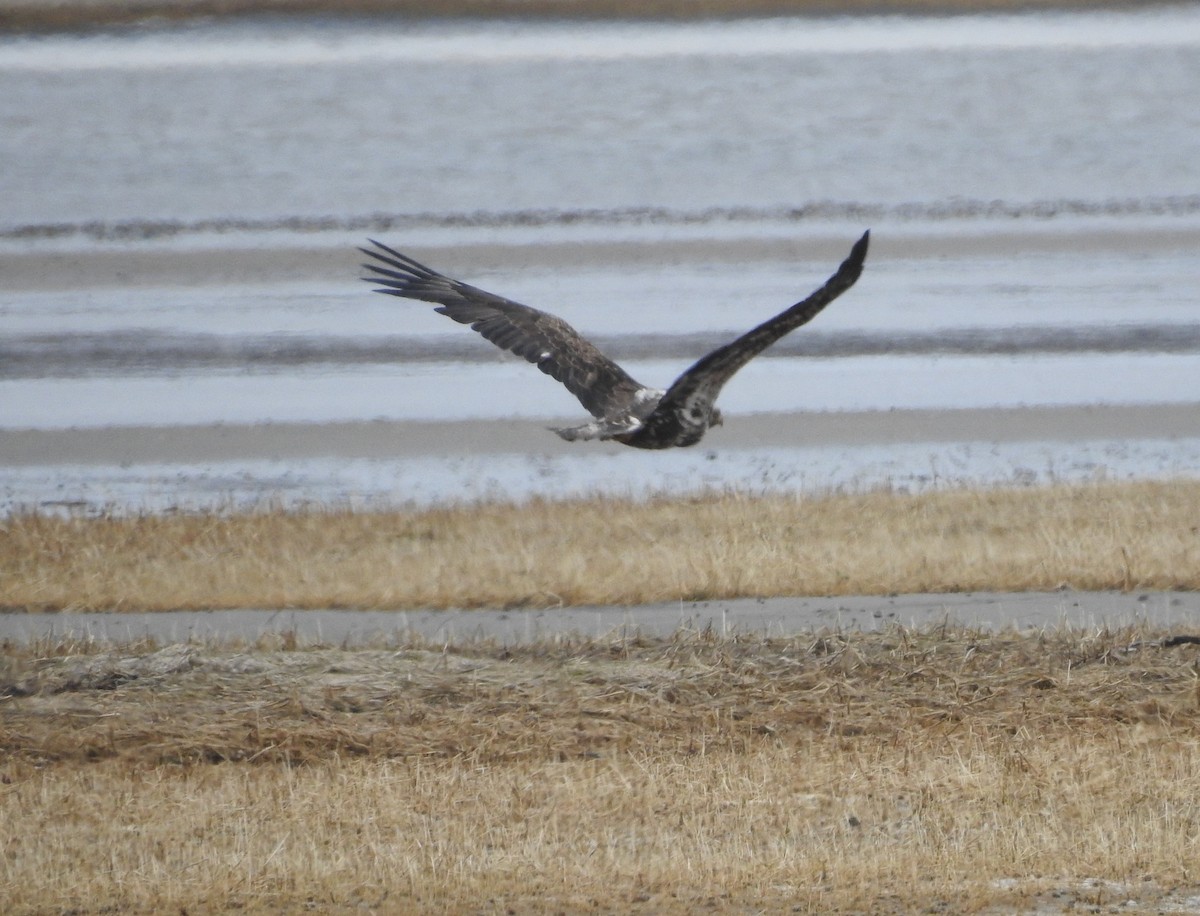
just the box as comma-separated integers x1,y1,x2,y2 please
362,231,869,449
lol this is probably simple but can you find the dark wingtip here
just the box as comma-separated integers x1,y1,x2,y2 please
854,229,870,259
359,240,441,279
835,229,870,282
361,237,405,262
359,239,389,271
360,255,397,285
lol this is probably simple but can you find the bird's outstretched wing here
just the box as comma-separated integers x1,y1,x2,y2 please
651,230,869,420
361,239,649,419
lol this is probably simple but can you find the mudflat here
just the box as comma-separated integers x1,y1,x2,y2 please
4,403,1199,466
0,0,1164,34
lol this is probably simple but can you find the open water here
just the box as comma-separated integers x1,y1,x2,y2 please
1,6,1198,510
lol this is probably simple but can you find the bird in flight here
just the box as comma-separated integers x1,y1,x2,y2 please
361,231,869,449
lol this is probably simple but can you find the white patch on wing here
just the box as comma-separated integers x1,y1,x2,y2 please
552,415,643,441
633,387,665,407
683,391,709,421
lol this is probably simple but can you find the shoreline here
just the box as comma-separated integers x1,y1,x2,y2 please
0,0,1174,34
6,220,1200,289
4,403,1200,465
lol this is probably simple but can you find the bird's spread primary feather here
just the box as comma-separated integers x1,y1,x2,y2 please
361,231,869,449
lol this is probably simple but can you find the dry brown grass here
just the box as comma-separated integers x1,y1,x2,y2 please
3,479,1200,612
3,626,1200,913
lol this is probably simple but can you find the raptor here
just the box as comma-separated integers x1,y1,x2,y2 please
361,231,869,449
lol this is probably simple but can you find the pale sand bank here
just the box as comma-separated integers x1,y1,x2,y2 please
4,403,1199,466
0,0,1165,34
2,590,1196,645
6,223,1200,291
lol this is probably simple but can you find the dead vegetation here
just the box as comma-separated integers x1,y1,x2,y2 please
4,479,1200,911
2,625,1200,912
3,479,1200,612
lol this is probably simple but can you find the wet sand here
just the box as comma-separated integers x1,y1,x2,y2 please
0,0,1161,34
7,221,1200,290
3,403,1199,466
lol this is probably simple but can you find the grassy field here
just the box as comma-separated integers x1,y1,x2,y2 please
3,624,1200,913
3,479,1200,612
4,478,1200,912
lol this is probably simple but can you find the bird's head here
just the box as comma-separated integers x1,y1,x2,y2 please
710,407,724,427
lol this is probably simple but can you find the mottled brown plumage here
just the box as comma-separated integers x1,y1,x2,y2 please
361,231,868,448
